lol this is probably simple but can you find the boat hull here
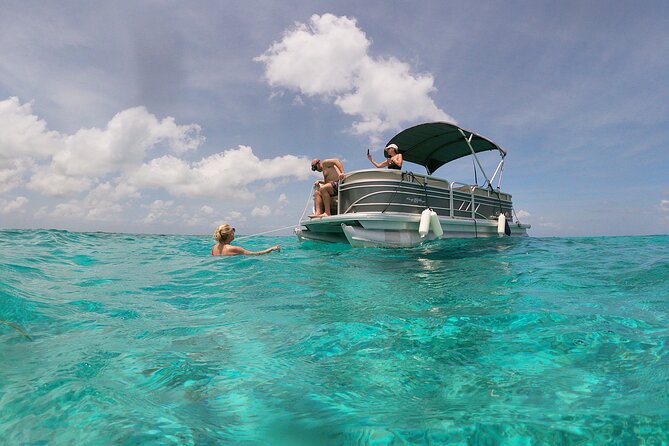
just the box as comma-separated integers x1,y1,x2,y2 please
295,212,530,248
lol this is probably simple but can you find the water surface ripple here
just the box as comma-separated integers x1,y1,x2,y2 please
1,230,668,444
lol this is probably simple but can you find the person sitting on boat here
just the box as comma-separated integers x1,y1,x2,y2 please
211,224,280,256
367,144,403,170
309,158,345,218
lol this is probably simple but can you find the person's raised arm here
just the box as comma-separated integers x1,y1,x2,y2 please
367,151,389,168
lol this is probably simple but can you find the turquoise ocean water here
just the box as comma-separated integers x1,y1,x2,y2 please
1,229,668,445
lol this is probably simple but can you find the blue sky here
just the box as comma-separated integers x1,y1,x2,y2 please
1,1,667,237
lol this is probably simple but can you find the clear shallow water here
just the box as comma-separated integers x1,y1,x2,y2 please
1,229,668,445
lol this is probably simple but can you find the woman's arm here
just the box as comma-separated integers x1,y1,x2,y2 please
392,154,403,168
229,245,281,256
367,152,389,168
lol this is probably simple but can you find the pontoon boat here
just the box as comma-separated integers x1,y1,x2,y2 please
295,122,530,247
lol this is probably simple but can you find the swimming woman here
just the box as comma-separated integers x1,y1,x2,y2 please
211,224,280,256
367,144,403,170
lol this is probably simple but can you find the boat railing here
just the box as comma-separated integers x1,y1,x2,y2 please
449,181,476,219
338,171,498,221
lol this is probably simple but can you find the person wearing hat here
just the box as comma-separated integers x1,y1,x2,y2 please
367,144,403,170
309,158,345,218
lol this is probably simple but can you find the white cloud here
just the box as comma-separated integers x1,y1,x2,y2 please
1,196,28,214
224,210,246,223
142,200,178,224
142,199,226,227
129,145,311,199
0,97,62,167
43,183,133,222
81,183,139,221
50,200,87,219
658,199,669,213
53,106,203,177
87,182,140,202
338,57,451,135
0,96,204,197
0,159,32,194
256,13,455,137
85,201,123,221
183,205,217,227
0,97,313,227
251,205,272,217
278,193,288,206
274,193,289,215
256,14,369,96
515,209,531,220
33,206,48,219
27,165,93,196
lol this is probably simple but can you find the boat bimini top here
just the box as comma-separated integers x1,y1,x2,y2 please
386,122,507,186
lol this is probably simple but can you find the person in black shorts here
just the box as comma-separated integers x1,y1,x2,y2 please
309,158,345,217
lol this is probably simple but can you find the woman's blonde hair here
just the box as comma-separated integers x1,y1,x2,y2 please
213,224,234,243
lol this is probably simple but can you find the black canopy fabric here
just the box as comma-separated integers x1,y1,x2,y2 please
386,122,506,174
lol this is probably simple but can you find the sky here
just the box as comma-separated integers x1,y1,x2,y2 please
1,1,668,237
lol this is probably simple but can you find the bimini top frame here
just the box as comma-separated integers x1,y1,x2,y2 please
386,122,507,189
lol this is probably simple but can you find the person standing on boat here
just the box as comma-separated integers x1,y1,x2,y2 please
211,224,280,256
367,144,403,170
309,158,345,218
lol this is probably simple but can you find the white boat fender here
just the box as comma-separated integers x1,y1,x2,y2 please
497,213,511,236
419,208,431,238
430,210,443,238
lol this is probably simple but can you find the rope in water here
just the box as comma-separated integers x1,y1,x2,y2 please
235,190,314,240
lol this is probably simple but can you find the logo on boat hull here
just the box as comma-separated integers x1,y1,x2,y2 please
405,197,425,205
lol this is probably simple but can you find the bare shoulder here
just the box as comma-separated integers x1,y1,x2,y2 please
322,158,342,166
224,245,247,256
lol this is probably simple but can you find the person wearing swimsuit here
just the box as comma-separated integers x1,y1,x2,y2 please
309,158,345,218
368,144,403,170
211,224,280,256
